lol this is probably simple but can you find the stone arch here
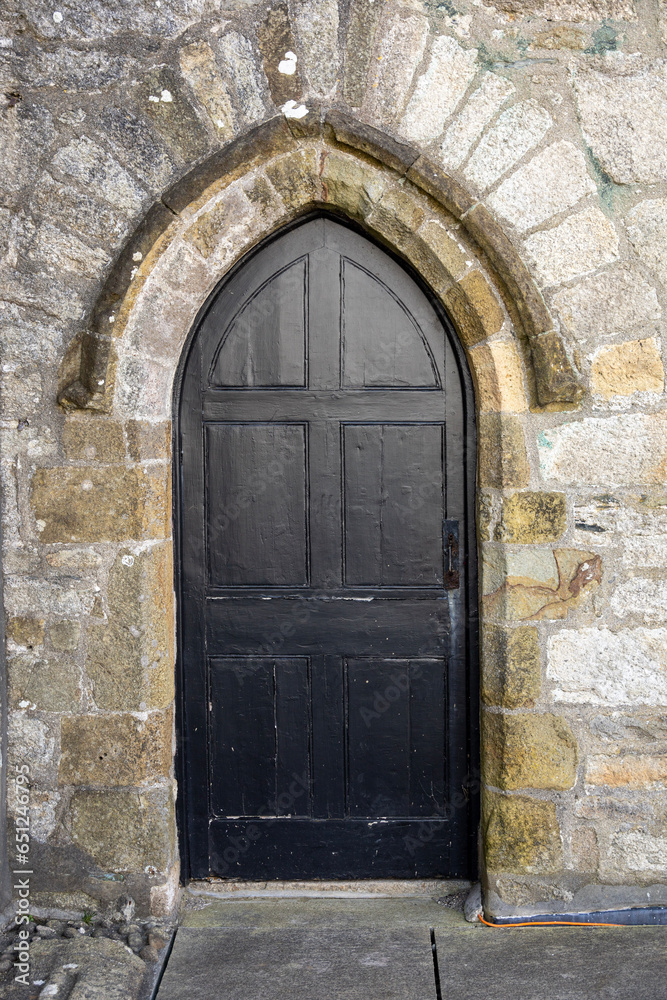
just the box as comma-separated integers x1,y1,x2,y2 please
57,113,583,420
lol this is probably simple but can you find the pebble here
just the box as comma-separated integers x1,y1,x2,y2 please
139,944,160,963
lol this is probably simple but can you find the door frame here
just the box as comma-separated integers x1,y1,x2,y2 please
172,209,479,883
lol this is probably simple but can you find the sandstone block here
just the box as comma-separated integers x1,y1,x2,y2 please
59,711,173,786
458,271,504,337
495,491,567,543
6,616,45,648
179,42,236,140
465,101,553,192
478,413,530,489
531,331,584,406
258,3,303,106
368,185,425,247
547,627,667,706
586,755,667,788
488,141,596,233
414,221,469,285
9,653,81,712
483,711,577,790
482,624,541,708
86,544,174,711
126,420,171,462
525,205,619,286
439,72,515,171
537,412,667,487
483,547,601,621
575,63,667,184
365,11,429,121
469,340,527,412
400,35,477,144
591,338,664,399
486,0,635,17
265,148,321,211
63,417,125,463
551,267,661,348
570,826,599,873
184,186,250,259
70,787,175,873
30,466,169,543
321,152,387,220
115,353,172,420
483,791,563,875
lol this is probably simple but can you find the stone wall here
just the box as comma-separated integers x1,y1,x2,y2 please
1,0,666,919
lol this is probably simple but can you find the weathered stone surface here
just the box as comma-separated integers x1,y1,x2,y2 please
184,186,250,259
7,713,58,785
525,205,619,286
443,284,488,350
9,653,81,712
0,101,55,205
587,755,667,788
258,3,303,106
1,935,145,1000
488,141,596,232
60,711,173,786
98,105,177,192
531,331,585,406
23,219,111,279
610,578,667,624
469,340,528,412
478,413,530,489
30,172,132,245
464,101,553,192
86,544,174,711
458,271,505,336
626,198,667,287
483,712,578,790
551,267,661,349
484,792,563,875
406,224,468,294
364,11,429,122
343,0,383,106
368,185,425,247
126,420,171,461
294,0,340,97
6,615,45,648
486,0,635,17
215,32,269,129
591,338,664,398
70,786,175,872
63,417,126,462
547,627,667,705
50,620,81,651
400,35,477,144
575,63,667,184
115,353,173,420
439,72,515,171
482,624,542,708
51,137,147,214
321,151,387,219
30,466,169,543
4,578,96,619
136,65,210,160
495,492,567,544
538,412,667,486
532,26,588,49
484,547,601,621
266,148,321,211
179,42,236,140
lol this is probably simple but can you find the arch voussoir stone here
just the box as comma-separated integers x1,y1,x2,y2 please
57,116,583,415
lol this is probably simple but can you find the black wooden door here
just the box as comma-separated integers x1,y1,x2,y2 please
177,215,477,880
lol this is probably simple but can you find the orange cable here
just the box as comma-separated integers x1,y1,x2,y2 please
479,916,626,929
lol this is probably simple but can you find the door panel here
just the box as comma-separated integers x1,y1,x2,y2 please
178,215,477,881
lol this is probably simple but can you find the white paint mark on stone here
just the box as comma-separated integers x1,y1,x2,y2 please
62,965,78,970
41,985,59,995
148,95,160,103
278,51,298,75
18,700,31,709
122,554,135,567
281,100,308,119
160,90,173,103
132,251,143,262
81,480,93,492
52,11,63,22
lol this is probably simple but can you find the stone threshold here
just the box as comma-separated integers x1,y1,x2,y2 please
186,878,472,900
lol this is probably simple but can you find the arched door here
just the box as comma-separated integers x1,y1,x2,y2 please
177,215,477,880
